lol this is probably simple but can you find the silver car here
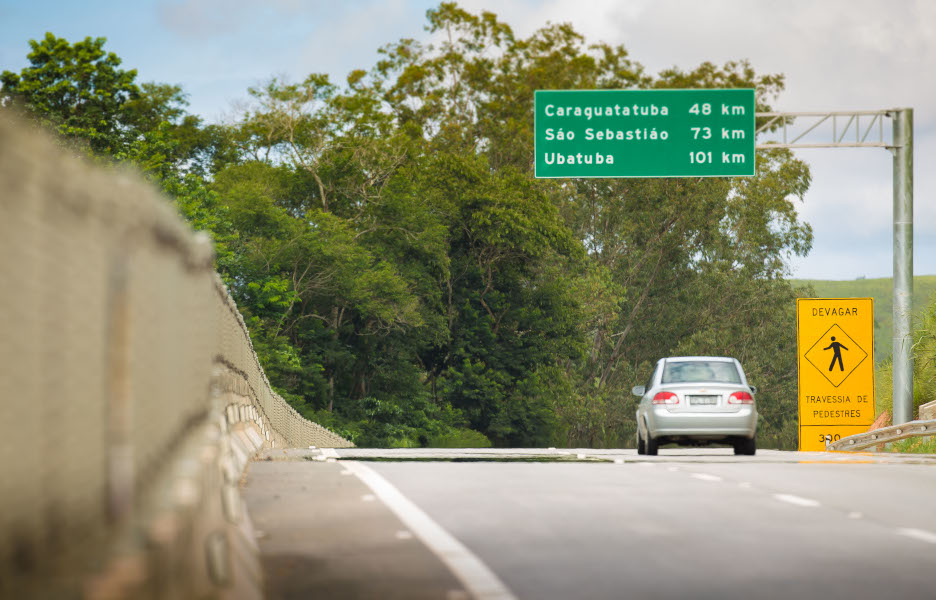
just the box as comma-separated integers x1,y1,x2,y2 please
632,356,757,455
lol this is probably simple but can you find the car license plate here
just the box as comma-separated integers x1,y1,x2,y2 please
689,395,717,405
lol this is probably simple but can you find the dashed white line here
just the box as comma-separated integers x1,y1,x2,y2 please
690,473,723,482
897,528,936,544
774,494,820,508
343,461,518,600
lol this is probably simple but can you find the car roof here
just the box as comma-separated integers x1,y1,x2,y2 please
663,356,737,363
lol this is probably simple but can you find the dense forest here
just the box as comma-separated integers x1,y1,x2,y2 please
2,3,820,449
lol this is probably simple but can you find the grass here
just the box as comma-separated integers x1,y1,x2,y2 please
887,436,936,454
790,275,936,364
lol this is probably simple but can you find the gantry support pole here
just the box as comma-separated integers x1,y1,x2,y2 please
894,108,913,425
892,108,913,424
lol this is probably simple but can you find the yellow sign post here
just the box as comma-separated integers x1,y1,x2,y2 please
796,298,875,451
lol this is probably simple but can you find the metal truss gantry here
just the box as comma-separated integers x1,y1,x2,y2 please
754,109,914,425
755,110,891,149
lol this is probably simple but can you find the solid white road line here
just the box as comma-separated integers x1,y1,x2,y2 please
690,473,723,482
897,528,936,544
343,461,518,600
773,493,821,508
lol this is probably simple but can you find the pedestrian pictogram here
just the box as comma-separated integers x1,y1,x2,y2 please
803,324,868,388
825,336,847,371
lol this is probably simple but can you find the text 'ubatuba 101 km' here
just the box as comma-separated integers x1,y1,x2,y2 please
534,89,755,178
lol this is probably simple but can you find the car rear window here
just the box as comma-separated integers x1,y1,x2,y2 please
661,361,741,384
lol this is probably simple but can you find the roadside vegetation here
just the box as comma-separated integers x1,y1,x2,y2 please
791,276,936,364
872,291,936,452
2,3,815,448
794,277,936,453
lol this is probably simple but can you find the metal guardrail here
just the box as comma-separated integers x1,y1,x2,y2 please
828,419,936,451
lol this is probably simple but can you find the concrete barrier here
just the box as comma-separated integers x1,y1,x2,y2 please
0,114,350,598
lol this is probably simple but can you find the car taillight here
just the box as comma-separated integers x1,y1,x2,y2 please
652,391,679,405
728,391,754,404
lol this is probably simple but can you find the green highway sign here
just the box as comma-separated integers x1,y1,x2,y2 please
534,89,755,178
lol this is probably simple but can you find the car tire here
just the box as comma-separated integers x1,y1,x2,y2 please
734,436,756,456
646,435,659,456
637,429,646,455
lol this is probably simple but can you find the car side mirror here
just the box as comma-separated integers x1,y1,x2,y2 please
749,385,757,395
631,385,645,397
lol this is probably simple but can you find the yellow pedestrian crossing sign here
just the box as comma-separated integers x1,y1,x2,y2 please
796,298,874,451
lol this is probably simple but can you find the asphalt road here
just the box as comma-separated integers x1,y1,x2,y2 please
245,448,936,600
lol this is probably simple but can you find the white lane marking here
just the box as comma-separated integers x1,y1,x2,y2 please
774,494,820,508
320,448,340,459
343,461,518,600
897,528,936,544
847,512,863,519
690,473,723,482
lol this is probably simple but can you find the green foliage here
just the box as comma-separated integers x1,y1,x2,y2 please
1,33,139,154
791,276,936,364
428,429,492,448
875,292,936,422
10,7,822,450
888,436,936,454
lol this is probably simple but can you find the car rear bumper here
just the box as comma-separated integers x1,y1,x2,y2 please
647,406,757,438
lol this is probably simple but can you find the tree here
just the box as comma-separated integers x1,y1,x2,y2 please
365,3,812,447
1,33,140,154
5,7,817,449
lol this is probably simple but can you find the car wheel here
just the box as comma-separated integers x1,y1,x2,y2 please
637,428,646,455
734,436,756,456
646,435,659,456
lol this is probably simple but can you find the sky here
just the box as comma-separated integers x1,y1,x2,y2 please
1,0,933,280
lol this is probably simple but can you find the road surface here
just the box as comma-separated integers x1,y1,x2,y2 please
243,448,936,599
